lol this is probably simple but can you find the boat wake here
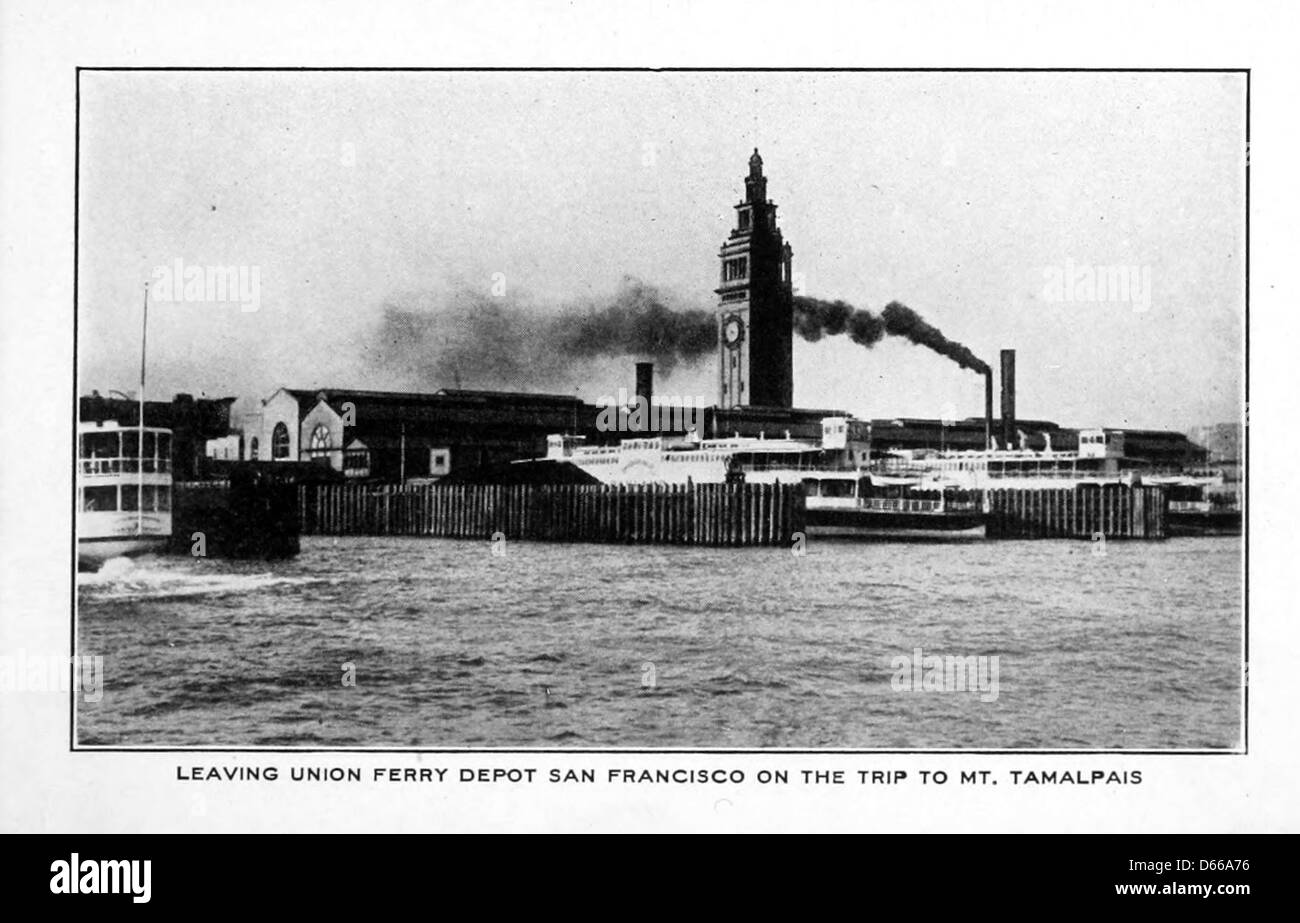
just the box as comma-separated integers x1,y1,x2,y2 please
77,556,318,602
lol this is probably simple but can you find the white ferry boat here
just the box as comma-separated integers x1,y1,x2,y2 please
77,420,173,568
871,428,1149,490
539,416,985,539
541,416,870,486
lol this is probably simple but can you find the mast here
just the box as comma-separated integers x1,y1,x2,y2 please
138,282,148,536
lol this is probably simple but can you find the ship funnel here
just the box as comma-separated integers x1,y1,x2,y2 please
984,370,994,450
634,362,653,432
1000,349,1016,451
635,362,653,409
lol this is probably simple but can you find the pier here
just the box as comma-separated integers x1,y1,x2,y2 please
984,484,1166,540
295,481,1169,544
299,481,805,546
171,466,301,558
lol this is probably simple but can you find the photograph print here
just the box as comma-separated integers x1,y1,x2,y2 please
73,69,1246,751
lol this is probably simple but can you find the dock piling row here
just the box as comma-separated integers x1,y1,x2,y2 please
984,484,1166,539
298,482,806,546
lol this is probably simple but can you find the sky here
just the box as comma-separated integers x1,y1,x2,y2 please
77,70,1246,430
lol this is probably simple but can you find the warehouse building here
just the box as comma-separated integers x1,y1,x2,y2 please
240,387,601,481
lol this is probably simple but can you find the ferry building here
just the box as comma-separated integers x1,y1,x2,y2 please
218,152,1202,482
716,149,796,410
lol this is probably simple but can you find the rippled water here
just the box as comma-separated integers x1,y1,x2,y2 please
76,535,1244,749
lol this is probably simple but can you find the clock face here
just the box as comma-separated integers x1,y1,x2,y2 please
722,315,745,348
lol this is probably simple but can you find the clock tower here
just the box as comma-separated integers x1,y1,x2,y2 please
716,149,794,409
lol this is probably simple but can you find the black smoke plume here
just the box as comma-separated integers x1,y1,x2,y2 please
364,278,988,395
364,277,715,392
793,296,885,347
881,300,991,375
795,295,988,375
553,281,715,361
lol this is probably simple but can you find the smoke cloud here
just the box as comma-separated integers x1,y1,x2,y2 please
793,296,885,347
364,280,989,396
794,295,987,375
552,280,715,362
881,300,991,375
364,277,714,393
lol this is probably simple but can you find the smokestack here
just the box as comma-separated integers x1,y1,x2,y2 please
1000,349,1016,450
635,361,653,423
984,371,994,450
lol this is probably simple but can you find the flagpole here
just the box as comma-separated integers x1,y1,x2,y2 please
138,282,148,536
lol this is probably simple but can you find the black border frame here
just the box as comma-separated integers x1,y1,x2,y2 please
71,66,1250,756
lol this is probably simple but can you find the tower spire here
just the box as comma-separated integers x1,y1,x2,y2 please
744,148,767,205
717,151,793,409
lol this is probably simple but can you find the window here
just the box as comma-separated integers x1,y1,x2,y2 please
249,437,259,460
81,431,119,459
121,430,139,472
309,424,330,453
430,448,451,476
121,486,139,512
723,257,748,282
272,422,290,459
82,486,117,511
80,431,121,473
738,209,751,230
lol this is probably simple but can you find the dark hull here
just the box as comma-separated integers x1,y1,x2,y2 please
1167,510,1242,537
77,535,169,571
805,506,986,541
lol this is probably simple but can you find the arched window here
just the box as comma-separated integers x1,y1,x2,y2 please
310,424,330,453
272,422,290,459
249,437,259,460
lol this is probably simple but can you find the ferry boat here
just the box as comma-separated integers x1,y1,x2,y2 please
77,420,173,568
1143,471,1242,536
793,471,986,541
870,428,1142,490
540,416,870,486
539,415,986,539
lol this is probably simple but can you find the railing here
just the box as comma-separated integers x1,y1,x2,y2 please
738,460,859,474
985,468,1117,480
79,457,172,475
861,497,944,513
